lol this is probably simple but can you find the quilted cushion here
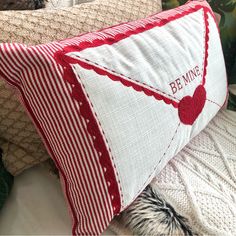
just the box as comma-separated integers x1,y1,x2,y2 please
0,0,162,175
0,1,227,234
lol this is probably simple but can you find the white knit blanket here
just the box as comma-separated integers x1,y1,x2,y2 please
151,109,236,235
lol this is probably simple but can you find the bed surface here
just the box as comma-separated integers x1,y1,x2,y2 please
0,165,114,235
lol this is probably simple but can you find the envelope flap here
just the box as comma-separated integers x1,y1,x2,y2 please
66,8,206,102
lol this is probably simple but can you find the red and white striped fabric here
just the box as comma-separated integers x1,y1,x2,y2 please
0,1,227,235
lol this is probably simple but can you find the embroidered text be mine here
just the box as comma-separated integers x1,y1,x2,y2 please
169,65,201,95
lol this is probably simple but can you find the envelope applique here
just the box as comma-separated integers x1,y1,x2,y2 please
53,2,226,214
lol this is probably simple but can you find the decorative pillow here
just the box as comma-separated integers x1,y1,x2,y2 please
0,0,162,175
0,0,227,234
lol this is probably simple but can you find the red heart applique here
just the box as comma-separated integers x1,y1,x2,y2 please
178,85,206,125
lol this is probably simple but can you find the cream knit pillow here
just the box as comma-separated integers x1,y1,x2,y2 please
0,0,162,175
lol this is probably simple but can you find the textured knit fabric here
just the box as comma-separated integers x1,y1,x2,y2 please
0,0,162,175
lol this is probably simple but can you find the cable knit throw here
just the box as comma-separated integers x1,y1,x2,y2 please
113,109,236,235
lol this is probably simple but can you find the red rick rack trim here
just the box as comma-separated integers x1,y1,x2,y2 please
76,74,121,214
53,2,220,219
55,51,122,215
60,54,179,108
202,9,209,86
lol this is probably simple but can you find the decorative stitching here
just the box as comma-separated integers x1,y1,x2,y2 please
202,10,209,86
71,54,181,103
59,5,212,52
78,72,125,210
201,7,206,85
64,54,179,108
55,51,123,218
128,122,181,205
76,72,122,214
206,99,221,107
159,123,181,163
61,52,208,126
